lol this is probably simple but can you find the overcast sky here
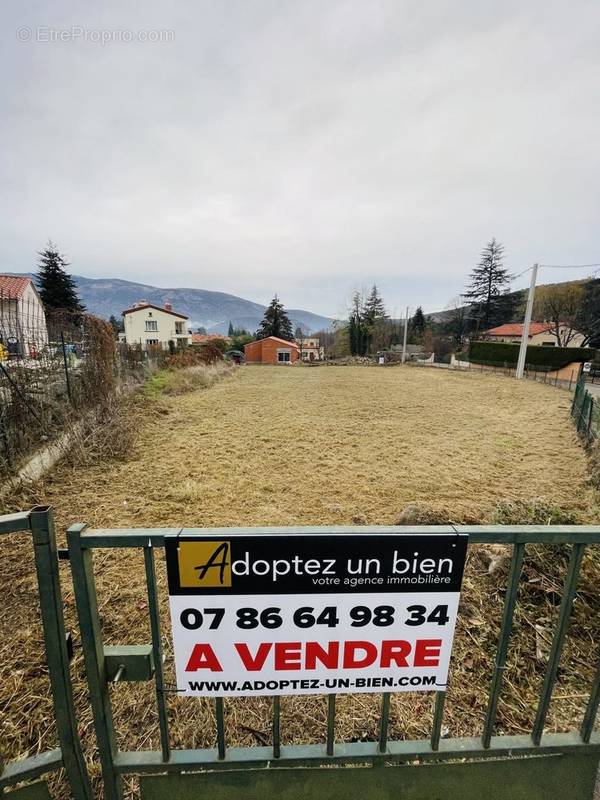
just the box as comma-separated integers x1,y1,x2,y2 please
2,1,599,318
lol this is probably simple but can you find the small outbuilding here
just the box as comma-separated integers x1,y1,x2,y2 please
244,336,300,365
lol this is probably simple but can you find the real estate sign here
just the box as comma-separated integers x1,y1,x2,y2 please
165,532,468,697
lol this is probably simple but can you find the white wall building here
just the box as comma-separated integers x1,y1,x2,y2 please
0,276,48,358
122,301,191,350
296,336,324,361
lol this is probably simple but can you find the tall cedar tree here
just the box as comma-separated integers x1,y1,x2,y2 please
256,296,294,340
36,243,85,317
463,239,511,331
411,306,426,336
363,285,388,352
348,291,368,355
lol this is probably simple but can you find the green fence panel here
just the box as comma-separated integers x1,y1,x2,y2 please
139,752,599,800
0,508,92,799
64,523,600,800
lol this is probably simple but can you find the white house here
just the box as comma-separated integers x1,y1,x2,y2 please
122,301,191,350
296,336,324,361
0,275,48,358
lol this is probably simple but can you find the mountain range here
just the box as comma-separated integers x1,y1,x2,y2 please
12,274,334,334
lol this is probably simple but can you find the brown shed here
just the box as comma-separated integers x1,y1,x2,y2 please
244,336,300,365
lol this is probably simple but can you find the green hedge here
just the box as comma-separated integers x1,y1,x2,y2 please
468,340,594,370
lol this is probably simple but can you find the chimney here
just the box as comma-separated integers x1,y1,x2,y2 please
164,302,173,311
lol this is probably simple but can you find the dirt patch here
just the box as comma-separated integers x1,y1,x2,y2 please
1,365,597,798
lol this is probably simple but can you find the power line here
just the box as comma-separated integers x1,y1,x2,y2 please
540,264,600,269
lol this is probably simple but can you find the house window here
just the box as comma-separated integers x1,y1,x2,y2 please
146,338,159,346
542,341,556,347
277,351,291,362
175,321,184,334
145,320,158,331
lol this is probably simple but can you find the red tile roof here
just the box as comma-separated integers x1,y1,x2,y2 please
191,333,231,344
0,275,32,299
484,323,552,337
255,336,300,348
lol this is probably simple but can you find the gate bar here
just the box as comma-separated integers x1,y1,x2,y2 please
143,544,170,762
272,697,281,758
378,692,390,752
216,698,226,759
326,695,336,756
76,526,600,548
68,523,123,800
30,509,93,800
111,730,600,774
581,649,600,743
482,542,525,748
532,543,585,745
431,692,446,751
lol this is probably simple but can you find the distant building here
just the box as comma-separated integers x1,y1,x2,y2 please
191,333,231,345
297,336,324,361
122,301,191,349
244,336,300,364
482,322,586,348
0,275,48,358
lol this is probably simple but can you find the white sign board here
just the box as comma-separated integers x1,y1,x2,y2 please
166,532,468,697
583,362,592,373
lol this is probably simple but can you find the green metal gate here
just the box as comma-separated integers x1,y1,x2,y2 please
64,522,600,800
0,508,91,800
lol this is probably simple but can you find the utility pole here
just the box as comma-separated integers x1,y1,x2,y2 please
515,263,539,380
402,306,409,363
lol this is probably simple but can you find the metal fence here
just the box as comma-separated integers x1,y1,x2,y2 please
0,306,165,477
4,510,600,798
63,522,600,800
0,507,91,800
572,375,598,442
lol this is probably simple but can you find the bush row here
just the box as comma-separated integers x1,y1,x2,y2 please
468,340,594,370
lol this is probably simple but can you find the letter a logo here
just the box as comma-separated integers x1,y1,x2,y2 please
178,541,232,588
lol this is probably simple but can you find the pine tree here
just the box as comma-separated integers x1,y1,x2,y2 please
348,292,367,355
36,242,85,317
411,306,426,336
109,315,123,336
256,296,294,340
363,285,386,326
463,239,511,331
363,285,388,353
228,321,234,336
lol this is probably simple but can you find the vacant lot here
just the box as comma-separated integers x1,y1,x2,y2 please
22,363,593,530
1,365,597,798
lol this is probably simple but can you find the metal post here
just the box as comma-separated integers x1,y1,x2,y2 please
532,543,585,745
378,693,391,753
68,524,123,800
483,544,525,748
60,332,74,406
516,264,538,379
401,306,409,364
143,545,170,763
326,695,336,756
430,692,446,751
215,698,226,759
272,697,281,759
29,508,93,800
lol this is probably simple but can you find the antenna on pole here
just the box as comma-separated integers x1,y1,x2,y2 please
515,264,539,379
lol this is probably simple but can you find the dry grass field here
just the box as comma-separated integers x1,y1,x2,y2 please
1,364,598,798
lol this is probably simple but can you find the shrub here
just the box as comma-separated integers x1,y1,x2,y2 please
491,498,579,525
